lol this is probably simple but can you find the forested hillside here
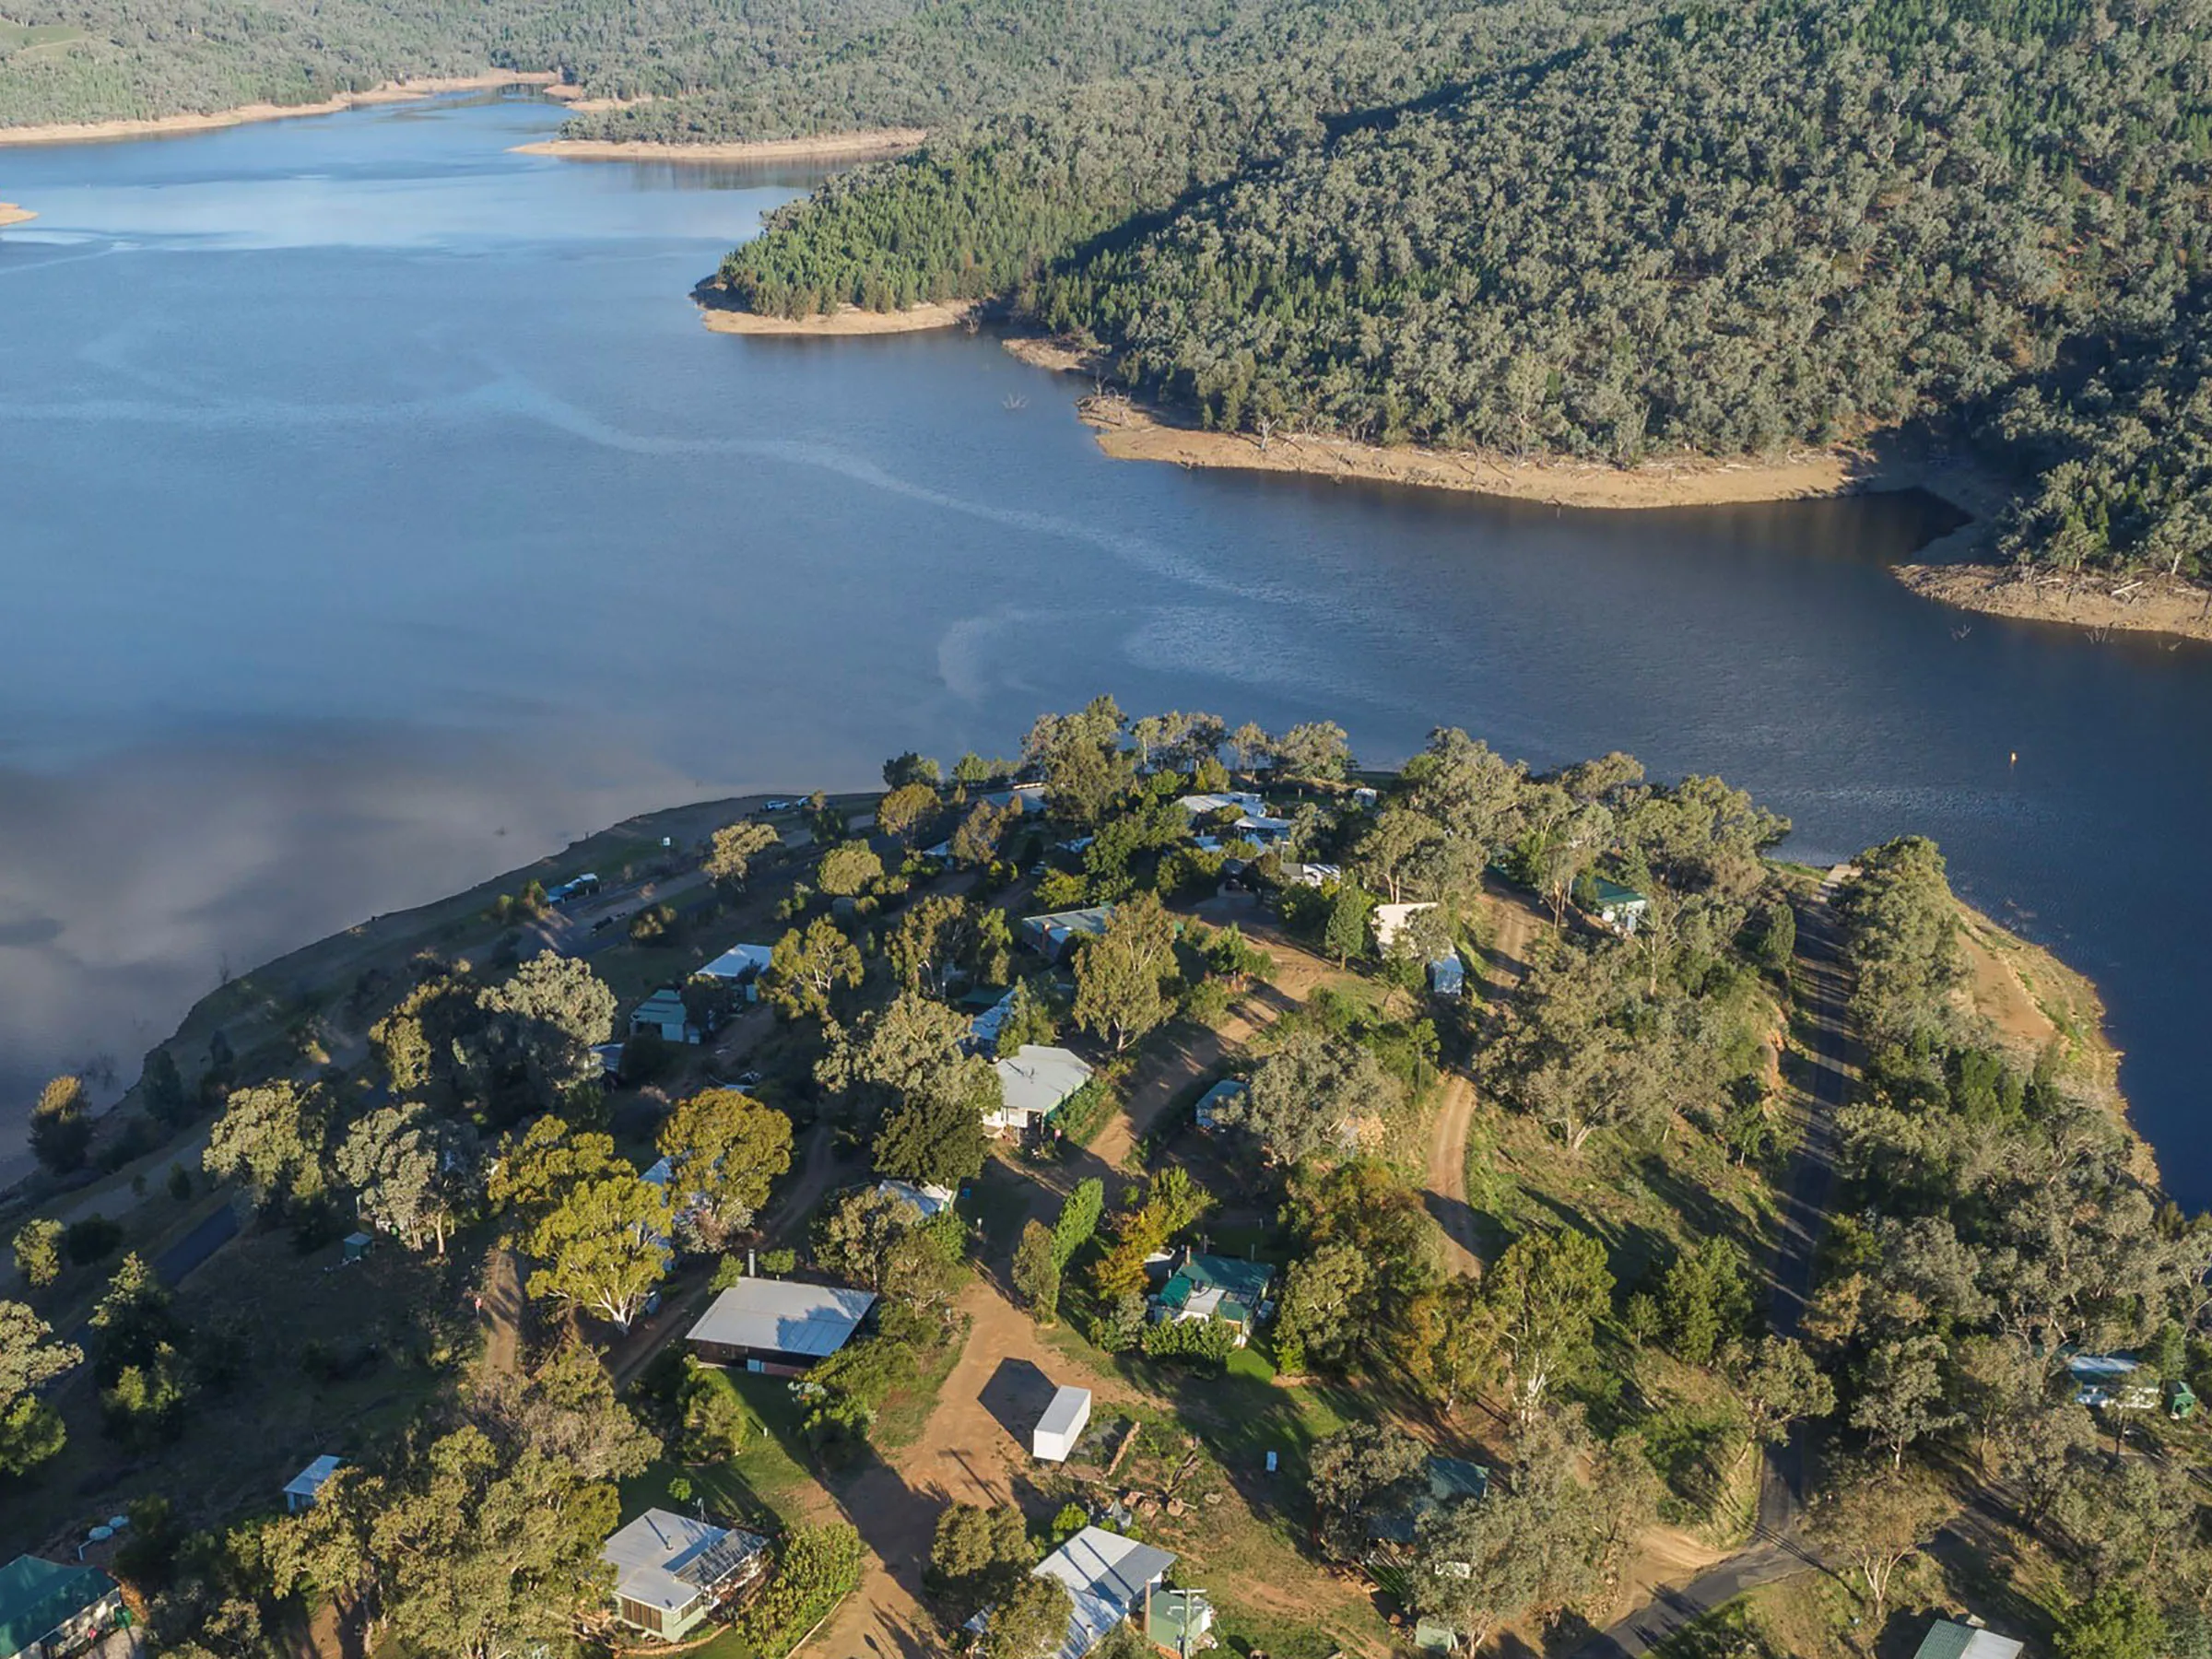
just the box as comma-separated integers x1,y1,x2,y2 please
0,0,912,128
719,0,2212,579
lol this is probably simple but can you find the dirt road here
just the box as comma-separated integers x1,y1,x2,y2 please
1423,1073,1482,1277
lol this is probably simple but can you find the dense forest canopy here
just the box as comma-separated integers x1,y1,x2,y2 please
716,0,2212,579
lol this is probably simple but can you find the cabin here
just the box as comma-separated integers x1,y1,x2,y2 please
1193,1078,1247,1132
601,1510,769,1641
0,1556,124,1659
686,1277,877,1373
629,988,700,1045
1021,907,1115,963
696,943,775,1001
1910,1618,2025,1659
283,1454,342,1513
1589,877,1650,936
1032,1385,1093,1463
1428,954,1466,998
1032,1527,1179,1659
2068,1353,2159,1411
1152,1251,1276,1345
876,1178,956,1219
990,1045,1094,1135
1369,1455,1492,1551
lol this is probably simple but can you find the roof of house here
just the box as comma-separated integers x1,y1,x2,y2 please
877,1179,956,1219
1178,792,1265,818
0,1556,117,1659
1912,1619,2026,1659
1032,1526,1177,1659
687,1278,877,1359
2067,1353,2139,1378
696,943,774,981
283,1454,342,1501
969,985,1021,1046
1372,900,1438,949
1370,1455,1491,1544
1022,907,1116,943
1591,877,1648,908
600,1510,768,1617
995,1045,1094,1121
1159,1253,1276,1326
1194,1078,1248,1125
1037,1385,1092,1440
633,988,688,1019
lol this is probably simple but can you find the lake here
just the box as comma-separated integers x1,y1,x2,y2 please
3,93,2208,1196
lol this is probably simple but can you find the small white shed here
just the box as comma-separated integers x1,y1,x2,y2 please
1032,1385,1092,1464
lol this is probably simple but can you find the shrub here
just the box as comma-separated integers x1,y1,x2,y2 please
65,1217,123,1265
735,1524,865,1659
1140,1315,1236,1366
13,1218,63,1287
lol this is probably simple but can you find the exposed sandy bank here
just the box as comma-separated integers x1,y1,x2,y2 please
700,298,976,336
1002,335,1988,513
515,126,925,163
1895,562,2212,644
0,203,33,226
0,73,557,147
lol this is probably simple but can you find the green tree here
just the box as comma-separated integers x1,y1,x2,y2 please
0,1300,80,1476
1309,1421,1428,1559
765,917,865,1020
1276,720,1350,780
204,1079,328,1208
2056,1585,2167,1659
139,1047,190,1128
873,1085,993,1188
877,782,940,848
515,1171,672,1332
884,752,942,789
1230,1030,1401,1167
1050,1178,1105,1269
985,1574,1075,1659
1810,1463,1955,1635
929,1502,1033,1608
1322,883,1372,966
817,840,885,896
1732,1336,1836,1471
11,1218,63,1289
487,1113,629,1236
952,798,1018,867
704,819,781,888
1072,892,1178,1051
657,1088,794,1247
1012,1219,1061,1324
1486,1226,1613,1428
29,1076,93,1174
1657,1238,1752,1368
1851,1335,1963,1468
335,1105,478,1253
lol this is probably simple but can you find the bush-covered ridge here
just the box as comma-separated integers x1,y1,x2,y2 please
719,0,2212,579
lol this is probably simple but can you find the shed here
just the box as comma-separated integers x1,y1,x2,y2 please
1032,1385,1093,1463
877,1179,956,1220
1428,955,1466,998
341,1232,373,1264
687,1277,877,1372
1590,877,1650,935
629,988,700,1045
283,1454,343,1512
1911,1618,2025,1659
0,1556,124,1659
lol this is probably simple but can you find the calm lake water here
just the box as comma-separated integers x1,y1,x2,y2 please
3,95,2208,1195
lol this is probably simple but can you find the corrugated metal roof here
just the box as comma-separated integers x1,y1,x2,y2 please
687,1278,877,1359
1033,1527,1176,1659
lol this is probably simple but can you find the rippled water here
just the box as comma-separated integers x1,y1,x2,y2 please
4,93,2208,1195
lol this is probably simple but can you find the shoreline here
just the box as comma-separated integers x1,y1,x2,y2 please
1000,335,2005,515
1895,562,2212,645
0,203,33,227
700,297,976,336
0,72,558,148
514,127,926,164
1001,337,2212,642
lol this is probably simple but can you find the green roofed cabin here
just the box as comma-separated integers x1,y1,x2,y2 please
1912,1618,2025,1659
1152,1250,1276,1345
1588,877,1650,936
0,1554,124,1659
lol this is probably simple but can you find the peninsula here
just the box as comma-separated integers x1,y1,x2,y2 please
1,700,2180,1659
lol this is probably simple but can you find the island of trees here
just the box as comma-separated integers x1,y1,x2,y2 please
1,697,2201,1659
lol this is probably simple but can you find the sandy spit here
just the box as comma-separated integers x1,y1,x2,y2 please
514,127,926,164
1895,563,2212,644
0,203,34,226
0,73,559,147
700,299,976,336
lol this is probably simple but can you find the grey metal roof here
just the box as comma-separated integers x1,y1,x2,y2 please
1037,1386,1091,1440
1912,1621,2024,1659
994,1045,1093,1122
687,1277,877,1359
1033,1526,1175,1659
282,1454,342,1500
601,1510,767,1616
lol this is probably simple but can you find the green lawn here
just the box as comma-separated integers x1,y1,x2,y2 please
619,1369,819,1531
